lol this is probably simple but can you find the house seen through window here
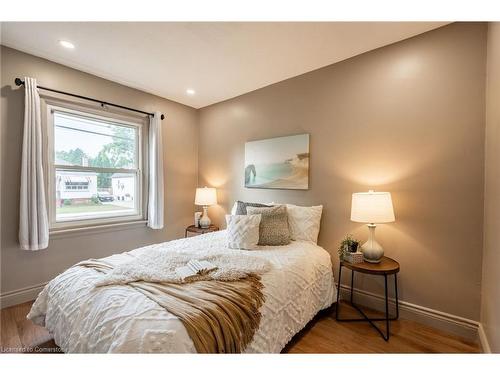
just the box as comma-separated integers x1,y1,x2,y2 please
49,108,144,227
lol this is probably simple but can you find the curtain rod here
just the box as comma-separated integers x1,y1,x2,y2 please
14,78,164,120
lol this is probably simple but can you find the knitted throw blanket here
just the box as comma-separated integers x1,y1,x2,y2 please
77,250,269,353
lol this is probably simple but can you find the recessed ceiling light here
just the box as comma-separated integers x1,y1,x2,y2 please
186,89,196,95
59,40,75,49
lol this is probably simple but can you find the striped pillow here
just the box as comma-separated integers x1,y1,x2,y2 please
235,201,272,215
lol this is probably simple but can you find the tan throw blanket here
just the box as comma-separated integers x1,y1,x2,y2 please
78,259,265,353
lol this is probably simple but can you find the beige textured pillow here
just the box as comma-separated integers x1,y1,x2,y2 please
246,205,291,246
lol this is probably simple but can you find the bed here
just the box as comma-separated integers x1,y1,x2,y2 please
28,230,336,353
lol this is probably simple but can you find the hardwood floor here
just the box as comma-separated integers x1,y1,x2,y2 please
1,300,480,353
283,303,480,353
1,301,60,353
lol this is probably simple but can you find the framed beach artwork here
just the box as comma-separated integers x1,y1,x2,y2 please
244,134,309,190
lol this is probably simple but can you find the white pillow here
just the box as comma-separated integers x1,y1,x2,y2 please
225,214,262,250
286,204,323,243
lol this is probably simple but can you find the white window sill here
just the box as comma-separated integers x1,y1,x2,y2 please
49,220,148,239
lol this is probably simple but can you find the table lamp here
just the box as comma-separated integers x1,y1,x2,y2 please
350,190,395,263
195,187,217,228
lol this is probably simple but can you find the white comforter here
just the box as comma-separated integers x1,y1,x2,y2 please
28,231,336,353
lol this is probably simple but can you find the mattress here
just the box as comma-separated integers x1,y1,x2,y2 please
28,230,336,353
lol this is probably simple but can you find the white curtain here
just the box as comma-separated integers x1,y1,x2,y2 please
19,77,49,250
147,111,164,229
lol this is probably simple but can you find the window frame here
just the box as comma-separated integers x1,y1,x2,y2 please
44,100,149,231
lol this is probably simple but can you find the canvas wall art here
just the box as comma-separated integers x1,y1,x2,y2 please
244,134,309,190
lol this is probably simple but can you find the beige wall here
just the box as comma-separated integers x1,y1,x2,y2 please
0,46,199,297
481,22,500,352
198,23,487,321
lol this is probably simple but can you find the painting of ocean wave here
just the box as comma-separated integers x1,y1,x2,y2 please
244,134,309,190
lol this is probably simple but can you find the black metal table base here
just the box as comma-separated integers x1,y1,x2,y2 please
335,264,399,341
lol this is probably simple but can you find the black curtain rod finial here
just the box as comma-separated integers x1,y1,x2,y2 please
14,77,165,121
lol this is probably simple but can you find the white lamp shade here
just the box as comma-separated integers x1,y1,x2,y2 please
351,191,395,224
195,187,217,206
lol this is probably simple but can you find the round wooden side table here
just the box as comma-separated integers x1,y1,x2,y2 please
335,256,400,341
185,224,219,238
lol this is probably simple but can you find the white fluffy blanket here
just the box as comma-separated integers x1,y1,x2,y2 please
89,247,272,287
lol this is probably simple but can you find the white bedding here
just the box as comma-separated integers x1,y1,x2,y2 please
28,231,336,353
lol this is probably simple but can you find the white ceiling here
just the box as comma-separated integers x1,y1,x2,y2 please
1,22,448,108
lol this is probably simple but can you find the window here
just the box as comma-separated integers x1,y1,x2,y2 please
46,104,146,229
65,180,89,191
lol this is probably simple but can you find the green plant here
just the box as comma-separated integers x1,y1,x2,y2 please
91,195,100,204
338,234,360,260
63,199,72,206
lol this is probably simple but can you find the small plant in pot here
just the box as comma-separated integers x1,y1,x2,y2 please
338,234,360,260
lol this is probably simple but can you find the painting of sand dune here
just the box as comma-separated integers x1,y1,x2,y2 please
245,134,309,190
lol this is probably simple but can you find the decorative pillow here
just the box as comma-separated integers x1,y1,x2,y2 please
231,202,238,215
225,214,262,250
246,206,291,246
286,204,323,243
235,200,272,215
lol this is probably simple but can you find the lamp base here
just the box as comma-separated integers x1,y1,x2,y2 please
361,224,384,263
199,206,211,229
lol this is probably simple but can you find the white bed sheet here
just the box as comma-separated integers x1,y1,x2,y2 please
28,231,336,353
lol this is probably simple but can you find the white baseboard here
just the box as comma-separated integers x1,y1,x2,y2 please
338,283,480,343
478,323,492,353
0,283,46,309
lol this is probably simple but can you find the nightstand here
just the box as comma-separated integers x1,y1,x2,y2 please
335,256,400,341
185,224,219,238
